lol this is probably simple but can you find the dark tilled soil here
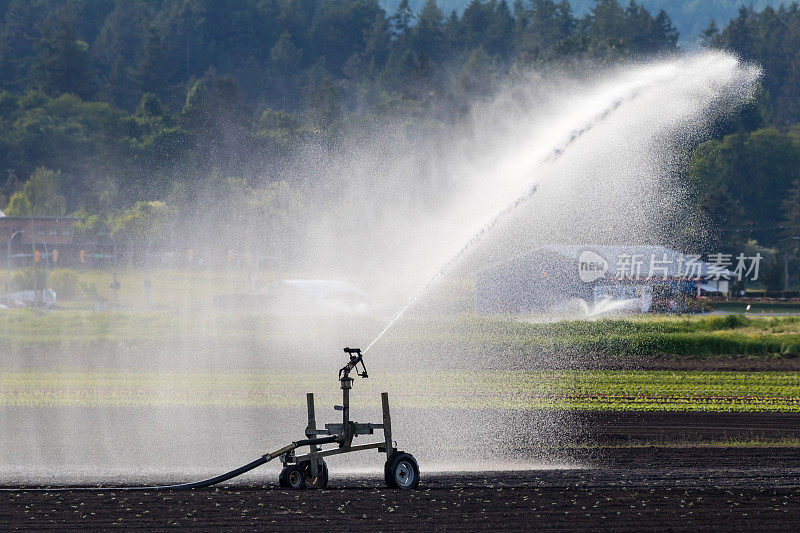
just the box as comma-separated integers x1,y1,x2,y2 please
3,484,800,531
3,447,800,531
582,411,800,445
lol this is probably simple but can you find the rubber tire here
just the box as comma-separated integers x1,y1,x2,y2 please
300,460,328,489
384,452,420,490
279,464,305,490
278,465,293,488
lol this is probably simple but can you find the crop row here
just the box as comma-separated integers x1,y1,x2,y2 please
2,370,799,412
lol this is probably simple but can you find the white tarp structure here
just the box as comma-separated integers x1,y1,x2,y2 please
476,245,738,315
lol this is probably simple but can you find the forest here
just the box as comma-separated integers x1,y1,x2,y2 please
1,0,800,286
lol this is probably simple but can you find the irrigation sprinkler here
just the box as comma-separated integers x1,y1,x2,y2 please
276,347,420,490
147,346,420,490
1,347,419,492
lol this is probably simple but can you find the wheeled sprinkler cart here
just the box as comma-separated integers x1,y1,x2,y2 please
274,347,420,490
0,347,419,493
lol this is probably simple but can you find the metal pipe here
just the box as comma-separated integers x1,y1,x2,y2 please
306,392,319,477
291,436,338,448
382,392,393,458
342,386,349,429
293,442,384,462
305,393,316,438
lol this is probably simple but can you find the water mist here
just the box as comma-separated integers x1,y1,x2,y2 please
0,51,760,483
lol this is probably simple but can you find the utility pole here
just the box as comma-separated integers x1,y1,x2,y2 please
785,252,790,291
112,238,119,309
30,212,39,313
6,230,22,294
144,240,152,310
42,239,49,309
31,237,37,314
789,237,800,292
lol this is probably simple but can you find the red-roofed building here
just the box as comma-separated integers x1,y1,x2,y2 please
0,216,76,246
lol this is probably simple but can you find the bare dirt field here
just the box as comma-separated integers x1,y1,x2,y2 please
582,411,800,445
4,410,800,531
2,447,800,531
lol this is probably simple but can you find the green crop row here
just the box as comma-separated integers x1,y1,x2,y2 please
2,369,799,412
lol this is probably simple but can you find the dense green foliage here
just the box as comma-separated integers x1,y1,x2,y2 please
710,4,800,126
0,0,681,218
683,5,800,291
688,127,800,248
0,1,800,283
425,314,800,357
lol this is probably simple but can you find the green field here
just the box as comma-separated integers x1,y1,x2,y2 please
5,309,800,358
4,309,800,414
1,369,798,413
10,265,800,358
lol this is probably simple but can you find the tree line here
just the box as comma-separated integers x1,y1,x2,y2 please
0,0,682,242
692,5,800,289
1,1,800,287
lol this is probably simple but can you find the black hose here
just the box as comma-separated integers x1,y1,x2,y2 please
0,436,338,492
132,455,272,491
0,455,272,492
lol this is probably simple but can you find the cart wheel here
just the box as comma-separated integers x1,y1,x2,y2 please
279,464,305,490
384,452,419,490
300,460,328,489
278,465,292,488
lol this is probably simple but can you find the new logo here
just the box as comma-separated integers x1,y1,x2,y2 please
577,250,608,283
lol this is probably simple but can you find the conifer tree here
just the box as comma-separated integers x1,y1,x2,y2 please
30,5,93,98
